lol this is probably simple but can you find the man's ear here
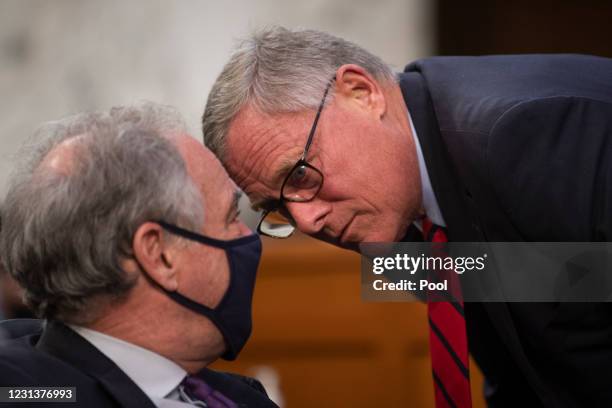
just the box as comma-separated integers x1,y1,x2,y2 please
131,222,179,292
334,64,387,118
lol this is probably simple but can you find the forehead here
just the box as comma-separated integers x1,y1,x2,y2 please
173,134,235,209
225,105,309,199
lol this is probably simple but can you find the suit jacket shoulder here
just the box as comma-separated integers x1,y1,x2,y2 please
405,54,612,135
404,54,612,241
0,320,155,408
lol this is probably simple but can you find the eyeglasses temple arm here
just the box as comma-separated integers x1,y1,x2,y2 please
301,81,333,159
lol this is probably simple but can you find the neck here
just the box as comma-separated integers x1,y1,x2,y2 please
386,83,415,140
85,276,222,374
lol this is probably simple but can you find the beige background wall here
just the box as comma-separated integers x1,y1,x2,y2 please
0,0,434,197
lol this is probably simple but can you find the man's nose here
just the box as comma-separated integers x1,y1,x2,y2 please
285,200,331,236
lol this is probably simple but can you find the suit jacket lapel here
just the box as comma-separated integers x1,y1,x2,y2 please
36,321,156,408
398,72,475,242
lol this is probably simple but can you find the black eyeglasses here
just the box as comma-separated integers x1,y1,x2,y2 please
256,80,333,238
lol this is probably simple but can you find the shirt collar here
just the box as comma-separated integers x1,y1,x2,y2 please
70,325,186,401
407,110,446,228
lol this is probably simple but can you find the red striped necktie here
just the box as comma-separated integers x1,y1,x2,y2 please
422,218,472,408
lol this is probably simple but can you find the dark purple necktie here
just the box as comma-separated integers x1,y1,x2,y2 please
182,375,239,408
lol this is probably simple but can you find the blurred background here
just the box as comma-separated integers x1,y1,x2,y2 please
1,0,612,406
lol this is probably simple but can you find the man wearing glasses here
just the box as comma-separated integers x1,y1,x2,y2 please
202,27,612,407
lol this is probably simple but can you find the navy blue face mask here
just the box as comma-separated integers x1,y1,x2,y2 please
156,221,262,361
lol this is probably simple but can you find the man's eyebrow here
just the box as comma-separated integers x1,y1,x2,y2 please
225,189,243,223
271,158,297,185
250,154,302,212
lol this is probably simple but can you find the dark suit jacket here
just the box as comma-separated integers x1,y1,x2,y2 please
0,319,278,408
400,54,612,407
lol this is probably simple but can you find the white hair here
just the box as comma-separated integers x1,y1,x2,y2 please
202,26,396,161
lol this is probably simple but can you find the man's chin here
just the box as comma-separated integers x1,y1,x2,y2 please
307,231,360,253
356,230,406,255
338,240,360,252
312,228,402,253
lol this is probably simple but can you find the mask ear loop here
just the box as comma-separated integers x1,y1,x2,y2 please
164,289,236,358
130,243,222,318
155,221,259,248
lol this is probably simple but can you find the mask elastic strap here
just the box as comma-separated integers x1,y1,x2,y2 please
156,220,259,248
164,289,237,359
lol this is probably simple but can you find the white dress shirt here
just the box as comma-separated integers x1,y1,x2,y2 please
407,110,447,230
70,325,192,407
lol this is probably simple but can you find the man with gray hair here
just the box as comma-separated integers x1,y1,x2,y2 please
0,103,278,408
202,27,612,407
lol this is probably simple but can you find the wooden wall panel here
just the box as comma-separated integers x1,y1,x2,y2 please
437,0,612,57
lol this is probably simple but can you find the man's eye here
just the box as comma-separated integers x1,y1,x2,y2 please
288,165,313,187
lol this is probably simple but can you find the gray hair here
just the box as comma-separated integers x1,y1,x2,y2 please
202,26,395,161
0,102,204,324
